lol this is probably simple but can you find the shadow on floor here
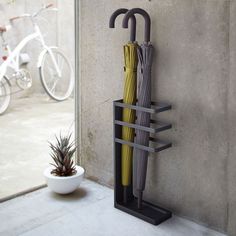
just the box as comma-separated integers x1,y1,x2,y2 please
49,187,88,202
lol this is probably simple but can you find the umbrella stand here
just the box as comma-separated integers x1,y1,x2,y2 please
113,99,172,225
110,7,173,225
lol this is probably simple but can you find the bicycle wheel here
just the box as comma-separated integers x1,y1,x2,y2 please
0,76,11,115
39,47,74,101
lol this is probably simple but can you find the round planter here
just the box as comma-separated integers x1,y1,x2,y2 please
44,165,84,194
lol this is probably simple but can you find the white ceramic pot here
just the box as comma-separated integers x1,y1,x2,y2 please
44,165,84,194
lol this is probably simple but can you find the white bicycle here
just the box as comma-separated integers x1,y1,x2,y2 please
0,3,74,114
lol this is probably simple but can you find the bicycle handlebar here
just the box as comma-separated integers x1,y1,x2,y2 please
45,3,53,9
33,3,57,17
9,3,57,23
9,14,31,22
9,16,20,21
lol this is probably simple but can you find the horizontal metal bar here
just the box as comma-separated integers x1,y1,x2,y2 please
114,138,172,153
155,142,172,152
114,99,171,114
114,101,154,113
115,138,154,152
114,120,172,133
151,102,172,113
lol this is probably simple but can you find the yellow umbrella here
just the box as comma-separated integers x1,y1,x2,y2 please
121,42,138,200
109,9,137,203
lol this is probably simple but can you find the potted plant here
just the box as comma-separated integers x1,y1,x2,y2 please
44,133,84,194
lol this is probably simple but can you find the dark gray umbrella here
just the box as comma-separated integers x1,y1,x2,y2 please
123,8,153,209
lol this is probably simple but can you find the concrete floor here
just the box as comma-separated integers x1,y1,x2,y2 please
0,94,74,200
0,179,226,236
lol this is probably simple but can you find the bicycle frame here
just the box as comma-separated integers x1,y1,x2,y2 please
0,21,61,83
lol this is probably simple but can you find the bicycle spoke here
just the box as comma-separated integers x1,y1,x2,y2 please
48,66,55,78
59,59,64,73
51,78,59,93
45,64,59,94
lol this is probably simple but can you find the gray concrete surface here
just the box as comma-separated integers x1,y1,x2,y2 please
0,94,74,200
0,179,227,236
228,0,236,235
77,0,235,235
0,0,75,95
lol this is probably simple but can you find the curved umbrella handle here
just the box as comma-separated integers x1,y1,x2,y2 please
109,8,136,42
122,8,151,43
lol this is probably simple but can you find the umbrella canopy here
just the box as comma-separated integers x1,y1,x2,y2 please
133,43,153,205
109,9,137,203
121,42,138,190
123,8,153,209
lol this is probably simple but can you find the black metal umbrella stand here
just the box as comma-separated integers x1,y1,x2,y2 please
113,100,172,225
110,8,173,225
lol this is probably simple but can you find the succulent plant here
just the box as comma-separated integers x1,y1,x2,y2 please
49,133,77,177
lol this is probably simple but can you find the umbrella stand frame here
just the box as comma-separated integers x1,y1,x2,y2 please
113,99,172,225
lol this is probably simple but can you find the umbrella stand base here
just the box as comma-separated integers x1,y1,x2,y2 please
115,199,172,225
113,99,173,225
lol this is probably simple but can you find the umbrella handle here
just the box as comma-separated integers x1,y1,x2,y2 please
109,8,136,42
122,8,151,43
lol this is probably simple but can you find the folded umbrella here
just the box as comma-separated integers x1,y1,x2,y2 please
121,42,138,202
109,9,137,203
123,8,153,209
134,43,153,208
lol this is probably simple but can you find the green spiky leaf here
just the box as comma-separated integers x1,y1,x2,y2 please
49,133,77,177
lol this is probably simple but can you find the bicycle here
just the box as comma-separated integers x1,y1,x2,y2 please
0,3,74,115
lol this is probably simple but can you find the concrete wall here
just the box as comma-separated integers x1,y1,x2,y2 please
0,0,74,95
78,0,236,235
228,0,236,235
